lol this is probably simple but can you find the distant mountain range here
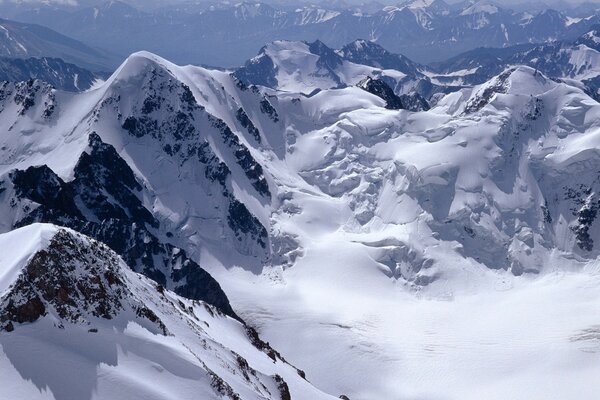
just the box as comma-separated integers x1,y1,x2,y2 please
0,57,100,91
0,17,118,72
4,0,600,67
231,26,600,104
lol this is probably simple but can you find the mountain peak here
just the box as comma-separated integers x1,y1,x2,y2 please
110,51,177,84
575,24,600,51
0,224,167,334
460,0,500,16
463,66,555,113
338,39,422,75
234,2,277,20
403,0,450,14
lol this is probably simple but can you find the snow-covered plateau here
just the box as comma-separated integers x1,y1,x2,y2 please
0,42,599,399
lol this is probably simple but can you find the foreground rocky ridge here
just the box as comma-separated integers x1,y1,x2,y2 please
0,224,335,400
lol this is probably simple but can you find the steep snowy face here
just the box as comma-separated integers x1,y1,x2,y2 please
0,224,336,400
95,52,271,262
213,66,600,399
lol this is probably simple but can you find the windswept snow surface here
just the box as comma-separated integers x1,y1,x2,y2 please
221,254,600,399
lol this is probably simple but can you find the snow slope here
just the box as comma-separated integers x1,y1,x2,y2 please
0,224,336,400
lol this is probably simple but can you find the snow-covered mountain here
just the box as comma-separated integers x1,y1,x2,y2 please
429,27,600,100
0,17,117,72
1,48,600,399
234,39,432,103
0,224,335,400
0,56,100,91
8,0,600,66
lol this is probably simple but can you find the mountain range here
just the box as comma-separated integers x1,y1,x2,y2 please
0,2,599,399
0,17,118,72
3,0,600,66
0,30,599,397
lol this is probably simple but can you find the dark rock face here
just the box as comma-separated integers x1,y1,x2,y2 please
564,185,600,252
233,51,278,88
120,68,201,162
11,164,83,224
8,133,238,320
212,117,270,198
228,198,268,249
0,79,56,118
463,68,514,114
236,107,261,143
0,229,167,334
399,92,430,112
574,25,600,52
582,75,600,102
357,77,404,110
308,40,343,71
338,39,422,77
273,374,291,400
260,97,279,122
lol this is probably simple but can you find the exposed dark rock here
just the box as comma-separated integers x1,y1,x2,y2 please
0,229,168,333
228,198,268,249
308,40,344,71
233,51,278,88
244,325,284,362
338,40,422,76
464,68,514,114
273,375,291,400
399,92,430,111
209,370,242,400
0,79,56,118
9,134,239,320
571,196,598,252
358,76,404,110
211,117,270,198
236,107,261,143
260,97,279,122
